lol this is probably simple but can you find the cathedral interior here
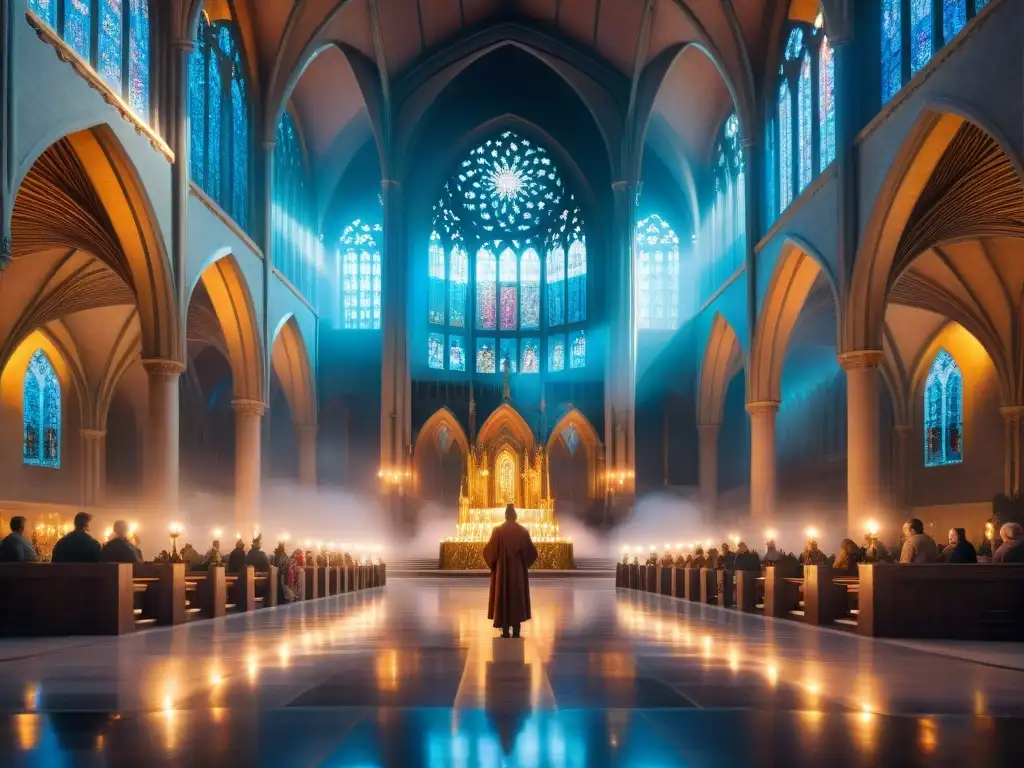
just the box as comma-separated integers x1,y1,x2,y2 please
1,0,1023,764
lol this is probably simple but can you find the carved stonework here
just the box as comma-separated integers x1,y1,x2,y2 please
838,350,885,370
745,400,780,416
0,235,11,271
141,359,186,377
232,399,267,417
79,429,107,440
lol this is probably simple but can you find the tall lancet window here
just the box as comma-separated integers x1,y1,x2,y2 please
546,246,565,326
23,350,61,469
476,248,497,330
819,35,836,170
498,248,518,330
428,231,446,324
520,249,541,330
339,219,382,329
449,243,468,328
636,214,681,330
924,349,963,467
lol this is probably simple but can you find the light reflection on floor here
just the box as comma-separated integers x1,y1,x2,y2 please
0,579,1023,766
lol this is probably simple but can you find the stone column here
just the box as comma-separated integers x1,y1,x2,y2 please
999,406,1024,496
892,424,912,512
168,39,193,324
840,351,885,537
232,399,264,537
297,424,318,487
741,136,761,341
746,401,779,522
832,36,857,284
697,424,720,520
379,179,409,487
80,429,107,507
0,0,13,273
142,359,184,513
606,180,638,496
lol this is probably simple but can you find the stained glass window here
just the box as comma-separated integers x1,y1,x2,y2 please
499,248,518,330
943,1,967,42
29,0,56,26
64,0,91,61
569,331,586,369
428,333,445,370
882,0,903,102
910,0,933,77
521,338,540,374
23,350,61,469
563,424,580,456
449,245,468,328
190,14,250,232
476,248,497,330
476,338,496,374
499,339,518,373
548,334,565,372
779,80,793,212
99,0,122,94
766,116,776,227
273,109,316,303
975,0,990,8
924,349,963,467
797,53,813,192
636,214,680,330
546,246,565,326
340,219,382,330
520,248,540,330
819,36,836,170
428,231,446,324
449,335,466,372
128,0,150,120
567,239,587,323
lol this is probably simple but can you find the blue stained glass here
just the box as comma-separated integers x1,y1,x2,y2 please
563,424,580,456
975,0,990,8
64,0,92,61
189,28,207,188
548,334,565,372
819,37,836,170
546,246,565,326
207,40,222,202
499,248,518,330
428,231,446,324
128,0,150,119
778,81,793,212
636,214,681,330
476,338,496,374
520,248,540,330
476,248,497,330
99,0,123,94
272,109,313,301
569,330,586,369
500,339,517,373
449,245,468,328
943,1,966,42
23,350,61,469
924,349,963,467
231,75,249,229
521,338,540,373
449,335,466,372
766,116,775,226
784,28,804,61
798,53,812,191
882,0,903,103
29,0,56,26
340,220,382,330
567,240,586,323
428,333,445,370
910,0,933,77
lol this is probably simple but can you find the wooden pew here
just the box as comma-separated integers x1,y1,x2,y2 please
683,567,701,601
133,563,187,626
671,567,685,597
717,569,734,608
327,566,341,595
699,568,717,604
657,566,673,595
345,565,355,592
0,563,135,636
230,566,256,612
317,566,329,597
734,570,760,612
858,563,1024,639
802,565,855,626
304,566,320,600
255,566,278,607
188,566,229,618
763,563,801,618
381,563,386,586
645,565,657,593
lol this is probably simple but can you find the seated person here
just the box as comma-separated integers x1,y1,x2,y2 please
733,542,761,571
899,518,939,563
100,520,143,563
226,539,247,573
245,534,271,573
51,512,102,563
994,523,1024,563
720,543,736,570
800,540,827,566
0,516,38,562
204,540,223,568
942,527,978,563
691,547,707,569
763,540,781,564
833,539,863,574
705,548,721,569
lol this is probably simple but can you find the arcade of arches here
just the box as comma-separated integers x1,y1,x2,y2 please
0,0,1021,550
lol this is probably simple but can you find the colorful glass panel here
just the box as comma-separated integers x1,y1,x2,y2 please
499,248,518,330
64,0,92,61
520,338,540,374
500,339,517,374
475,248,497,330
548,334,565,372
340,219,382,329
428,231,446,324
189,28,207,188
23,350,61,469
778,80,793,212
943,1,967,42
567,240,587,323
520,248,540,330
476,338,496,374
449,335,466,372
428,333,445,370
924,349,964,467
882,0,903,102
29,0,56,26
128,0,150,119
563,424,580,457
910,0,933,76
449,245,468,328
231,75,248,230
546,246,565,326
206,34,222,203
635,214,681,330
99,0,123,94
798,53,813,191
569,330,586,369
819,36,836,170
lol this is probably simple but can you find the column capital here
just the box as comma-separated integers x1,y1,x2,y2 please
142,358,185,376
999,405,1024,424
232,399,266,417
170,39,195,54
261,139,276,151
838,350,885,370
610,180,637,192
79,429,107,440
696,423,721,435
380,179,401,190
893,423,913,437
745,400,780,416
297,423,318,440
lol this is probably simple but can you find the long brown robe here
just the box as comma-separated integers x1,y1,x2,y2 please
483,520,538,629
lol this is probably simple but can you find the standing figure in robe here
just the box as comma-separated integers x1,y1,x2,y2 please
483,504,538,638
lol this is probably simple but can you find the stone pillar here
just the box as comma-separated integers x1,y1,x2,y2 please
892,424,912,512
746,401,779,522
379,179,409,490
142,359,184,513
840,351,885,537
80,429,107,507
697,424,720,520
999,406,1024,496
0,0,13,273
297,424,317,487
168,39,193,325
741,136,761,341
606,180,638,496
232,399,264,537
832,36,857,285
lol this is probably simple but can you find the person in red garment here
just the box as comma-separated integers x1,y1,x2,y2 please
483,504,539,638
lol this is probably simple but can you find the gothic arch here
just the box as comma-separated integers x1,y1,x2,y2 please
414,407,470,461
477,403,535,452
697,313,745,426
1,327,89,429
270,315,316,427
412,407,470,499
546,408,601,460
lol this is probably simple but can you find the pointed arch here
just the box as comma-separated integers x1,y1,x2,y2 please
477,403,535,451
697,313,744,425
189,252,264,403
546,408,601,459
412,407,471,499
271,314,316,427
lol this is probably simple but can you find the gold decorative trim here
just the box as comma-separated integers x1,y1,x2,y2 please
745,400,780,415
894,423,913,436
837,350,885,370
141,358,186,376
79,429,107,440
25,11,173,162
189,183,264,261
999,405,1024,423
232,398,266,417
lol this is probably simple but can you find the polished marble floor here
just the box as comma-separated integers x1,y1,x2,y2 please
1,578,1023,766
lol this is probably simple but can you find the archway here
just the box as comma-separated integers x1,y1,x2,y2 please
412,408,470,503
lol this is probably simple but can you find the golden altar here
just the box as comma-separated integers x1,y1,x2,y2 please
439,406,574,569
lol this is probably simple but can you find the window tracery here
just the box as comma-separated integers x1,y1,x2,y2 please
23,350,61,469
339,219,382,330
924,349,963,467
